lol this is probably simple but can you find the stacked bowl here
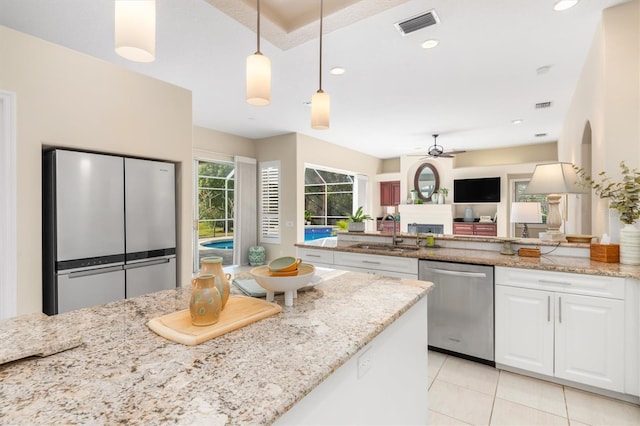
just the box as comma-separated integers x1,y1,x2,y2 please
250,257,315,307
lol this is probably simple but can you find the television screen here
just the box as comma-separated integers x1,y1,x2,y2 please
453,177,501,203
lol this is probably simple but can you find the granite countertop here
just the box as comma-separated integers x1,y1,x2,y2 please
296,235,640,280
0,270,432,425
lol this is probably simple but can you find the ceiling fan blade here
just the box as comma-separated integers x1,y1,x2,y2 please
445,149,466,155
438,153,455,158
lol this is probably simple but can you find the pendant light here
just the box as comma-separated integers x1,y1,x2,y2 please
311,0,330,130
114,0,156,63
246,0,271,106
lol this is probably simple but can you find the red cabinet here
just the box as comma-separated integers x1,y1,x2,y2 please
380,181,400,206
453,222,497,236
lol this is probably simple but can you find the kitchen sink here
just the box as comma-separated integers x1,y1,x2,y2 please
350,243,422,253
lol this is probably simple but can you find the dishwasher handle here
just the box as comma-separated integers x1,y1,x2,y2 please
428,267,487,279
67,265,123,279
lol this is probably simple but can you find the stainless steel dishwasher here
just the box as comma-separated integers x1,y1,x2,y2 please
419,260,494,364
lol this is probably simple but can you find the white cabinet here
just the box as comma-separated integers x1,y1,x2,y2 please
495,285,554,376
333,252,418,279
297,247,334,268
495,267,625,393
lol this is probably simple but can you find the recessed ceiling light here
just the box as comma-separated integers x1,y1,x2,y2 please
421,39,439,49
535,133,548,137
512,119,524,125
553,0,579,11
330,67,345,75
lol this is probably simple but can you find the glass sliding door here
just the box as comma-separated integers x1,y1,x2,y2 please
195,160,235,269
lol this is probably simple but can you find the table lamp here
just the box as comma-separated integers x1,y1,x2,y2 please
510,202,542,238
523,162,584,241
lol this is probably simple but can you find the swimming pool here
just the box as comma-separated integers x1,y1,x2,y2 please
203,240,234,250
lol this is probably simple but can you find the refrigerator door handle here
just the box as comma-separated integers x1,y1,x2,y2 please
124,257,172,269
67,265,124,279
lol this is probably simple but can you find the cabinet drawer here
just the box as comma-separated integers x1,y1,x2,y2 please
297,248,334,265
474,224,497,236
453,223,474,235
495,267,624,299
334,252,418,275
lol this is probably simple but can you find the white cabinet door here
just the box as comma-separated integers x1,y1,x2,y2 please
495,285,554,376
333,252,418,277
555,293,625,392
297,247,334,267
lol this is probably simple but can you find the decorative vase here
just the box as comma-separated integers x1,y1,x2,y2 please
619,224,640,265
438,194,444,204
347,222,366,232
431,193,439,204
189,274,222,326
199,256,231,308
248,245,266,266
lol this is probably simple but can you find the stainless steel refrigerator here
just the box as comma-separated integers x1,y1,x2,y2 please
43,149,176,315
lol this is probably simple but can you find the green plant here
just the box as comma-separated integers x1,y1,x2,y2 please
304,210,312,222
414,199,424,204
575,161,640,225
438,188,449,197
349,206,373,223
336,220,349,230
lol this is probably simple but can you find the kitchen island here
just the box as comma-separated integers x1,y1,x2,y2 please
0,270,432,425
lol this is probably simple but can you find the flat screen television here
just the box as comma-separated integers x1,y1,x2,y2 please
453,177,501,203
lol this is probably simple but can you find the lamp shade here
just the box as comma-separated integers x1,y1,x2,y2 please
523,162,584,195
246,53,271,106
311,91,330,130
114,0,156,63
510,202,542,224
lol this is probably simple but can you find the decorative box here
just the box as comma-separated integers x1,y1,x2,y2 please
590,243,620,263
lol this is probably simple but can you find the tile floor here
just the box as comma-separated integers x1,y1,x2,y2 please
428,351,640,426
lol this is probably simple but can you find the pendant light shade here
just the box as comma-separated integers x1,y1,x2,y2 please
114,0,156,63
311,0,330,130
246,53,271,106
311,90,330,129
246,0,271,106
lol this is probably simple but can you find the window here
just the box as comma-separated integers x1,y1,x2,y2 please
304,166,354,225
260,161,280,243
197,161,235,239
514,180,548,224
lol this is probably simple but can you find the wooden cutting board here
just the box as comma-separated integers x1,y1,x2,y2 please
147,295,282,346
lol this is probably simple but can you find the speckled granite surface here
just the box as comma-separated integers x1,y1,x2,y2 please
297,236,640,279
0,271,432,425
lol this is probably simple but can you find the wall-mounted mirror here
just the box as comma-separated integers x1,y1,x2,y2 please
414,163,440,201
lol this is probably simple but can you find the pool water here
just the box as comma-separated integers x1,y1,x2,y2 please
203,240,234,250
203,229,336,250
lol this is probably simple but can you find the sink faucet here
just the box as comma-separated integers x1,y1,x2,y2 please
383,214,403,246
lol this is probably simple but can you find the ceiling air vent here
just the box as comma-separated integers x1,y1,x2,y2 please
395,9,440,36
535,101,552,109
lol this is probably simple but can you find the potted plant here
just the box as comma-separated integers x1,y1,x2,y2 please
575,161,640,265
347,206,373,232
304,210,312,225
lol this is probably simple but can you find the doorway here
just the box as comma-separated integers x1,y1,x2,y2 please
194,160,235,271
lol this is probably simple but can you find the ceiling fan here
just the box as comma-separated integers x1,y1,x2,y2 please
424,134,466,158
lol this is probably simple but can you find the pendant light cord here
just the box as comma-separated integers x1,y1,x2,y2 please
318,0,324,93
256,0,261,54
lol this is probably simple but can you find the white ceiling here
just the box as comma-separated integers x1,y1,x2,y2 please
0,0,629,159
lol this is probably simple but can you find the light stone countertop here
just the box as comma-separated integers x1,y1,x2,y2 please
296,233,640,280
0,270,432,425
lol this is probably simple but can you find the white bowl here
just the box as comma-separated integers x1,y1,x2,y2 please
250,263,315,306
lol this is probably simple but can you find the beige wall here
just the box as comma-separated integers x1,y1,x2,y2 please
558,0,640,239
254,133,297,260
193,126,256,160
0,27,194,315
454,142,558,169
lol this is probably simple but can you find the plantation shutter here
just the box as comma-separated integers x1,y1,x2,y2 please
259,161,280,243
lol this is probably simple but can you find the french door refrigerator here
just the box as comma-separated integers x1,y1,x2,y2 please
43,149,176,315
